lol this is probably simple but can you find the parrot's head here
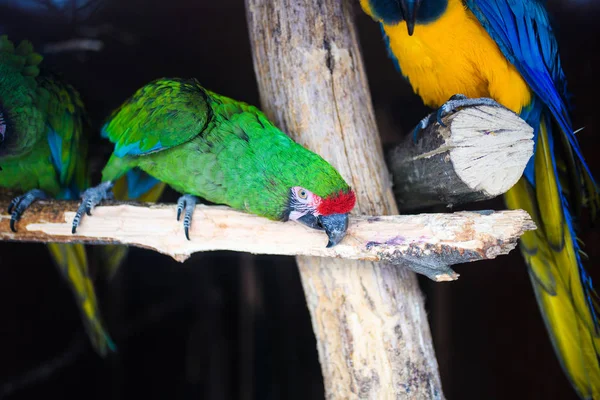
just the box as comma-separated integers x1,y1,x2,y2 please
285,185,356,248
361,0,447,36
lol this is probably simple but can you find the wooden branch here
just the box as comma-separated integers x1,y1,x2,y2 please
0,198,534,281
388,105,534,212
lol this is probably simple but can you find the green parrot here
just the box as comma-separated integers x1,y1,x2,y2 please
70,78,356,246
0,35,115,356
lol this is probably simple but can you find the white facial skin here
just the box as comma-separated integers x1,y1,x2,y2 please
288,186,322,221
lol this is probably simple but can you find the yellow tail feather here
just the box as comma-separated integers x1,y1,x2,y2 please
504,120,600,399
46,243,115,356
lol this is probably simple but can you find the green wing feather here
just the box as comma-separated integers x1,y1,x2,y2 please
39,74,90,195
102,78,211,157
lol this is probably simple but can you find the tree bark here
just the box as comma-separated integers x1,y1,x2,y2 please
245,0,454,397
0,196,534,280
388,105,534,212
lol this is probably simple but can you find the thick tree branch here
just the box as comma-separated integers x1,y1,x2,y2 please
388,105,534,212
0,198,533,281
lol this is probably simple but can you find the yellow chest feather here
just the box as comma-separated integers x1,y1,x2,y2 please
383,0,532,113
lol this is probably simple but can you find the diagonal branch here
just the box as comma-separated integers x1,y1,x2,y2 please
0,196,535,282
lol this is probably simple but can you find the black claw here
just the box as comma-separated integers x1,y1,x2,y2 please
10,217,17,233
177,207,182,221
185,226,190,241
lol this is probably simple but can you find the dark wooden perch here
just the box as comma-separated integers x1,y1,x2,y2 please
388,105,534,212
0,197,534,282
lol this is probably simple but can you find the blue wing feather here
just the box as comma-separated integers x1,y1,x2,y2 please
465,0,596,182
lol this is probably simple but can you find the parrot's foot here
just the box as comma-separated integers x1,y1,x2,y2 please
412,94,503,142
176,194,198,240
8,189,48,232
71,181,114,234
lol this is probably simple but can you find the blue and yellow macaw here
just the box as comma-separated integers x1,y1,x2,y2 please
359,0,600,398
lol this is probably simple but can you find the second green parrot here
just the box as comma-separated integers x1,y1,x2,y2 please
71,78,356,246
0,35,114,355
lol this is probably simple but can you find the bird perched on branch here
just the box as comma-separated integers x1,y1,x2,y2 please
359,1,600,397
71,78,356,248
0,35,114,356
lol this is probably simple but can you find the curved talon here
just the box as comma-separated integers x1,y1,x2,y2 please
412,114,433,143
71,181,114,234
436,107,448,127
10,215,17,233
8,189,47,232
176,194,198,240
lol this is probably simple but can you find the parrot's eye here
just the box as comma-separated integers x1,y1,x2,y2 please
298,189,308,199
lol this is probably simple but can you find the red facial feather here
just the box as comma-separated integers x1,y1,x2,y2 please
316,190,356,216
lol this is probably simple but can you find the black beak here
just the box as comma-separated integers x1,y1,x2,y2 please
399,0,420,36
297,213,350,248
319,213,349,248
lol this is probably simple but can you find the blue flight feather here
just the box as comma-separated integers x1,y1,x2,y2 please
46,126,63,178
100,122,109,139
114,139,163,158
125,169,161,200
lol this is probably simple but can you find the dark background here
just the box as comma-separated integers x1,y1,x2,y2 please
0,0,599,399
